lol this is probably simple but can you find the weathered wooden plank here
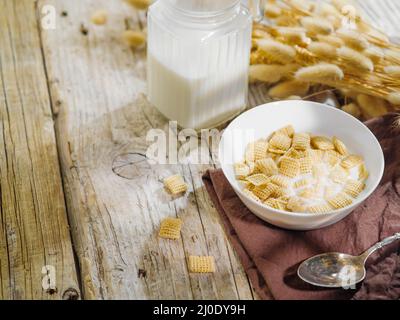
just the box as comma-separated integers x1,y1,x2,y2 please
39,0,253,299
0,0,79,299
36,0,399,300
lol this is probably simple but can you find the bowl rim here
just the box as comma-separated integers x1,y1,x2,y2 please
219,100,385,217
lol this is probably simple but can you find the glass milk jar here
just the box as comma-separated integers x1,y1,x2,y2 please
147,0,252,130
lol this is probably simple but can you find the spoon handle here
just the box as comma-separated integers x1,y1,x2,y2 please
359,232,400,262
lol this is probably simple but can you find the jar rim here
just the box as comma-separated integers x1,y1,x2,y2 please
164,0,241,17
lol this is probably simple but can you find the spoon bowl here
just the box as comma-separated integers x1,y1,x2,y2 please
298,253,366,288
297,232,400,288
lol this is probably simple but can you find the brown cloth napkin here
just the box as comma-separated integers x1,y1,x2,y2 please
203,113,400,300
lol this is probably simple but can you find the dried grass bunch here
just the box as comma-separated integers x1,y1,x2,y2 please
251,0,400,120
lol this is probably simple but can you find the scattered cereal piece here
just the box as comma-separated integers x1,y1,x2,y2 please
125,0,151,10
188,256,215,273
91,10,107,25
164,175,187,195
122,30,147,48
159,218,182,240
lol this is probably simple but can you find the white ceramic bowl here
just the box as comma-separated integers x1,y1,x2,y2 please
219,100,384,230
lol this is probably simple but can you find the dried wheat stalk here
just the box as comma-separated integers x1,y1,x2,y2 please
251,0,400,120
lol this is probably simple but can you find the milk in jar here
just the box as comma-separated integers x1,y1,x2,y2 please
147,0,252,130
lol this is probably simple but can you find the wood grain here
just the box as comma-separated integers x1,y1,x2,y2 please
38,0,254,299
0,0,79,299
37,0,400,300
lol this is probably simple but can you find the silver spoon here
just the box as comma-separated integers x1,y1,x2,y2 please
298,232,400,288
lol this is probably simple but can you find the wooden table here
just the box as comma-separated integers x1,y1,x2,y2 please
0,0,399,300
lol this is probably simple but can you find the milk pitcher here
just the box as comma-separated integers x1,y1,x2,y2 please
147,0,262,130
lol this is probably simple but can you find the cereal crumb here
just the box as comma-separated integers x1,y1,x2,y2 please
91,10,108,25
125,0,151,10
122,30,146,48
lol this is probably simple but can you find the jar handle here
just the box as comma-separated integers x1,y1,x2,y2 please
248,0,263,22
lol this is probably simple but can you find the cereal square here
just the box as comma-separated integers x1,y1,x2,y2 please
159,217,183,240
164,175,188,195
188,256,215,273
